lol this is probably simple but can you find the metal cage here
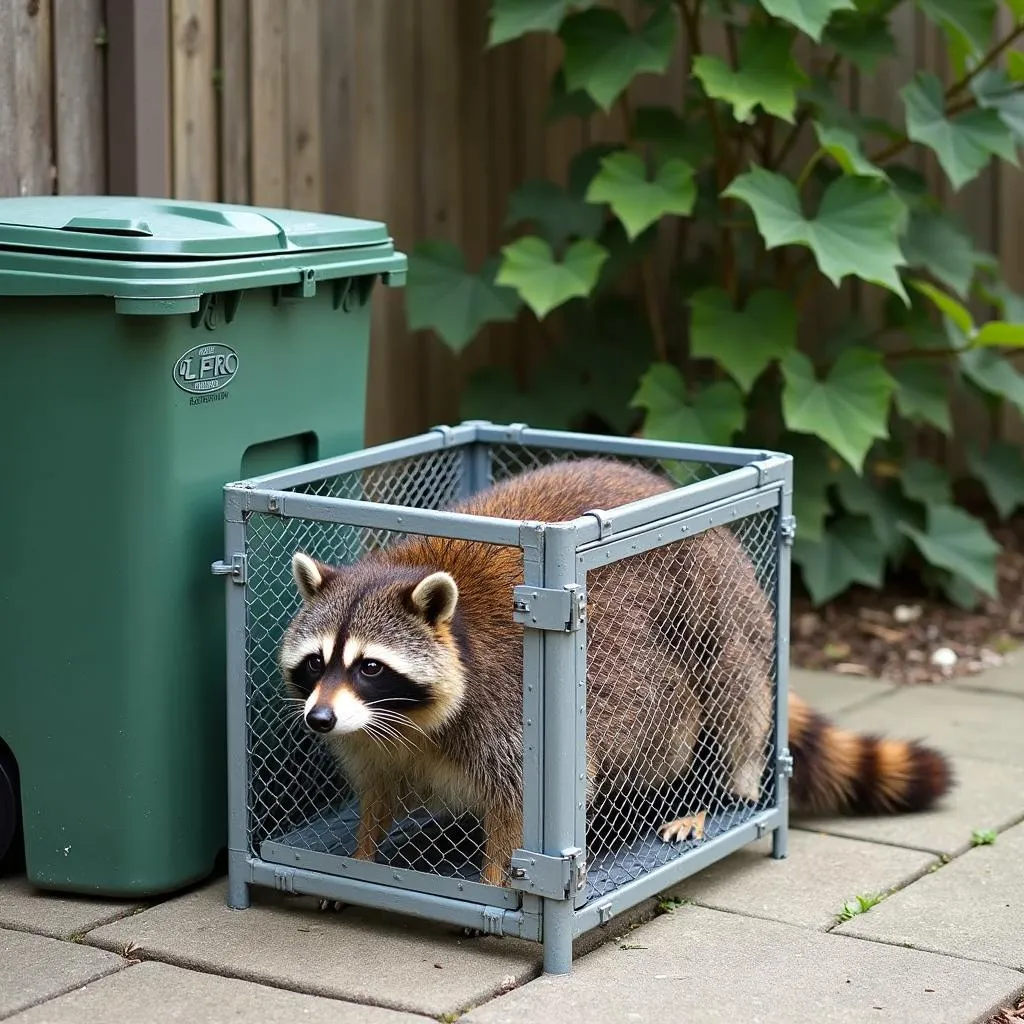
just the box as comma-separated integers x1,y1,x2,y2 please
215,421,794,974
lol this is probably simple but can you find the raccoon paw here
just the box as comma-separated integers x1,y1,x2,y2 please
317,898,350,913
459,926,487,939
658,809,707,844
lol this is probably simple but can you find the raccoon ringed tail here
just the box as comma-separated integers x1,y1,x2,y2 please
787,691,953,816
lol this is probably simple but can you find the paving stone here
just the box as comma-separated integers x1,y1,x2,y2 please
795,755,1024,856
950,658,1024,698
5,960,432,1023
834,685,1024,766
790,668,896,715
668,830,935,930
837,820,1024,971
84,878,539,1019
0,928,123,1018
462,905,1023,1024
0,874,143,940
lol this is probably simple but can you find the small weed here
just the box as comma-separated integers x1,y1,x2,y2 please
655,896,688,915
836,893,882,922
619,942,648,950
439,1014,460,1024
971,828,998,846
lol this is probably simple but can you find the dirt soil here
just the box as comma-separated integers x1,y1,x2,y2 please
985,991,1024,1024
790,516,1024,685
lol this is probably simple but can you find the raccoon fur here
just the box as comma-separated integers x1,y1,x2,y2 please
277,457,953,887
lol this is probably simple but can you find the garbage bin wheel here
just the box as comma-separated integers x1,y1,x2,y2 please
0,743,22,874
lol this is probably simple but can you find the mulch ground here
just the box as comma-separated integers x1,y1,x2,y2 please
986,992,1024,1024
790,515,1024,686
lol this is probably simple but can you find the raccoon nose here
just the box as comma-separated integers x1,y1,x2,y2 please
306,706,337,734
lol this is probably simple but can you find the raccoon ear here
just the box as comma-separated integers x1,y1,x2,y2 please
410,571,459,625
291,551,331,603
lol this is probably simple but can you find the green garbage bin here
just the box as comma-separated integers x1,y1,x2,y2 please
0,196,406,897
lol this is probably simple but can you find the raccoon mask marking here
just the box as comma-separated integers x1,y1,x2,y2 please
278,552,468,740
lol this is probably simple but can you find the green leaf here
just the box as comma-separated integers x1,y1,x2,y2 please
890,359,952,434
631,364,746,446
585,151,697,240
1009,52,1024,83
900,504,1000,597
821,10,897,72
900,209,983,298
974,321,1024,346
496,236,608,318
971,68,1024,144
794,515,887,605
813,122,887,178
560,3,677,111
633,105,716,167
405,241,522,351
724,167,909,300
592,218,658,295
915,0,996,56
759,0,855,40
910,279,974,335
960,349,1024,413
939,569,983,610
689,287,797,393
901,72,1018,191
692,22,809,124
781,347,896,473
967,441,1024,519
901,459,953,503
835,467,916,558
505,179,605,248
488,0,593,46
461,364,575,430
546,66,600,121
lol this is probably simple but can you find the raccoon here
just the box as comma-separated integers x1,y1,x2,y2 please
277,458,952,887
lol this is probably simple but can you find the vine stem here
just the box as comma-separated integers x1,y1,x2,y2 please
769,52,842,171
618,88,670,364
677,0,738,299
946,22,1024,98
867,94,979,164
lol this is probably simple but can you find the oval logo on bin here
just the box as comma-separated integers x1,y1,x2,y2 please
173,343,238,395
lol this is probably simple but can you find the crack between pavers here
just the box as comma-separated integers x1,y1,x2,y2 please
0,903,146,943
827,928,1024,977
0,960,127,1022
790,823,957,858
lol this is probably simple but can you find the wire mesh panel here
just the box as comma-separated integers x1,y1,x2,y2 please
580,509,779,901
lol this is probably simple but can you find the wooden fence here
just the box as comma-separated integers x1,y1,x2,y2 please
1,0,1021,449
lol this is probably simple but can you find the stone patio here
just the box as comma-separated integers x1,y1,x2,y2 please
2,666,1023,1023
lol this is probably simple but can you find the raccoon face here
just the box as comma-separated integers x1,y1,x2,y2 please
277,551,467,740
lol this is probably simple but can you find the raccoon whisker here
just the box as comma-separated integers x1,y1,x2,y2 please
370,709,429,740
368,717,419,755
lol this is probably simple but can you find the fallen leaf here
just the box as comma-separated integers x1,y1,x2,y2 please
835,662,872,675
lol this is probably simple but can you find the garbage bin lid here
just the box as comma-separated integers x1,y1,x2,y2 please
0,196,391,260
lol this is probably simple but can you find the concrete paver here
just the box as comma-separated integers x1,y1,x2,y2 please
5,960,433,1024
0,875,143,940
795,754,1024,856
83,878,539,1019
949,657,1024,698
790,668,896,714
832,685,1024,766
0,928,124,1019
837,820,1024,971
462,905,1024,1024
668,830,935,930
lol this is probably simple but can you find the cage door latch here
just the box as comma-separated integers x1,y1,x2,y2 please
508,847,586,900
776,747,794,778
211,553,247,584
780,515,797,545
512,585,586,632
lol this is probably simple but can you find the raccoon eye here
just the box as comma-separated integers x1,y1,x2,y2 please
304,652,324,677
359,659,383,679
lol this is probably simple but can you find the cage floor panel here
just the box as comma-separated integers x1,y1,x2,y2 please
262,798,763,903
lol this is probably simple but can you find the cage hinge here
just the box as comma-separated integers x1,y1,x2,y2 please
272,866,296,893
512,584,586,632
776,748,794,779
479,907,506,937
508,847,586,900
211,553,247,584
780,515,797,545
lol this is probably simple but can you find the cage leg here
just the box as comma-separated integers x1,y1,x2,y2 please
771,821,789,860
227,852,251,910
542,899,573,975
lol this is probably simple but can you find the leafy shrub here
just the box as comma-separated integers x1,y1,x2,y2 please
404,0,1024,608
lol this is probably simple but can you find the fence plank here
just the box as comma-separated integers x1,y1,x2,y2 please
171,0,218,200
14,0,54,196
284,0,323,211
54,0,106,194
218,0,250,203
0,6,17,196
250,0,287,206
319,0,353,215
